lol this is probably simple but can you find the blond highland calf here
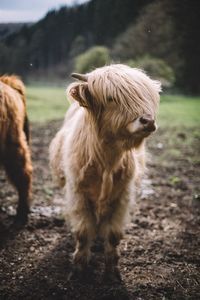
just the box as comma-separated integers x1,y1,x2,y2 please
49,64,161,278
0,76,32,223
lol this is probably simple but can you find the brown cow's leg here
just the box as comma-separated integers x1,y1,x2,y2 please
23,114,30,144
4,132,32,223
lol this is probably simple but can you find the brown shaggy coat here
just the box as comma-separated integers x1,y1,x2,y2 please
0,76,32,222
49,64,161,275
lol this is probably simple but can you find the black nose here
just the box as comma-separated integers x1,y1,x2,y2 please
140,115,156,132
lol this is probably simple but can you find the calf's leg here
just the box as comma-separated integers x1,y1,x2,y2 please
71,202,96,270
99,198,129,280
103,227,122,281
73,225,94,268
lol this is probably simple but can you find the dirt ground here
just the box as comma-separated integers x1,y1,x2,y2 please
0,121,200,300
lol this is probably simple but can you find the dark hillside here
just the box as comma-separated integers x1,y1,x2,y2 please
0,0,199,93
0,23,33,40
0,0,153,75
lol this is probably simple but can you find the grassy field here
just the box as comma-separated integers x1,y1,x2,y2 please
27,86,68,122
26,86,200,127
159,94,200,127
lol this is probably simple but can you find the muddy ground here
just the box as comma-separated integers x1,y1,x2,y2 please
0,121,200,300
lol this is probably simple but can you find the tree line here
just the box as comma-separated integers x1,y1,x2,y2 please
0,0,199,94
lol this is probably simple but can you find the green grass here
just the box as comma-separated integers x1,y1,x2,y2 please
26,85,200,127
159,94,200,127
27,86,68,122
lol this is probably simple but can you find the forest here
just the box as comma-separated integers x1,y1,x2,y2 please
0,0,199,94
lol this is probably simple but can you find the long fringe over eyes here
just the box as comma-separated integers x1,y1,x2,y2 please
87,64,161,118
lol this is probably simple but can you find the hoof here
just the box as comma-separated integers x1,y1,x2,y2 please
68,265,93,282
67,266,80,281
15,211,28,225
103,267,122,283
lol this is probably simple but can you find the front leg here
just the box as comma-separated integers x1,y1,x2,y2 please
69,205,96,275
73,228,92,268
103,229,122,282
97,170,113,223
68,221,95,281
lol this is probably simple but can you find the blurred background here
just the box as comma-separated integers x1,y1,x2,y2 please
1,0,199,123
0,0,199,92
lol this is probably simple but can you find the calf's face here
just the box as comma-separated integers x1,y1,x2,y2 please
68,65,160,147
96,101,157,144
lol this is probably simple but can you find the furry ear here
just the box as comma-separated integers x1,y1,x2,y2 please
67,82,92,108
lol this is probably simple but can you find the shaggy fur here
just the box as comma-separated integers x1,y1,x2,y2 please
0,75,32,222
49,64,161,275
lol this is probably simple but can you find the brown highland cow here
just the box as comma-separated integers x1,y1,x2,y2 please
49,64,161,279
0,75,32,222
